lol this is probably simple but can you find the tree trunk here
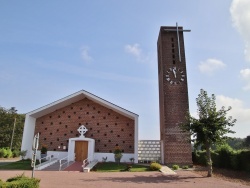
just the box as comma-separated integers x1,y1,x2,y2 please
205,142,212,177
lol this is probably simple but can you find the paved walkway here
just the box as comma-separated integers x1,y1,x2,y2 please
160,166,176,175
0,170,248,188
63,161,83,172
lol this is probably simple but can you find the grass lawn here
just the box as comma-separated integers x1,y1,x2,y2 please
0,160,33,170
93,162,149,172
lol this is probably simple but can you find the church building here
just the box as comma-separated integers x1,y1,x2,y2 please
21,90,139,163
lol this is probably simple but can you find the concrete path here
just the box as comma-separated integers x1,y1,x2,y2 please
160,165,176,175
0,170,248,188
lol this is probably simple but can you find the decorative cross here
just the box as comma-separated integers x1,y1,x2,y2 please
164,23,191,63
77,125,88,138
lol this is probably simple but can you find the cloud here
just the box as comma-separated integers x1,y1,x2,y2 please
216,95,250,138
124,43,149,63
230,0,250,62
240,68,250,90
198,58,226,75
80,46,93,63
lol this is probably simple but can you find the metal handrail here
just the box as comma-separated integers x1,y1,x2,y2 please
82,155,96,168
39,155,52,165
59,155,69,171
82,158,89,168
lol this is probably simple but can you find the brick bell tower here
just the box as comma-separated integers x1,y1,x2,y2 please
157,24,192,165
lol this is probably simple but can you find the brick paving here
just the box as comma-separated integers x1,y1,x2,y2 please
0,170,249,188
63,161,82,172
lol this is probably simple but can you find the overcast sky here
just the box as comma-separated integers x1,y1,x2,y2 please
0,0,249,139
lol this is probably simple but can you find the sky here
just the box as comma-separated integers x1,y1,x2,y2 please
1,0,250,140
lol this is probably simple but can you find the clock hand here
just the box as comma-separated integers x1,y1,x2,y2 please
173,68,177,78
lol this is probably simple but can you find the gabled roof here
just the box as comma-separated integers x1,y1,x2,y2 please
27,90,138,119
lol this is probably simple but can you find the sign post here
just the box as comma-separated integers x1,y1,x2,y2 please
31,133,39,178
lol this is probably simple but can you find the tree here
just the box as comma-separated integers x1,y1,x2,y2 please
0,106,25,150
244,135,250,148
181,89,236,177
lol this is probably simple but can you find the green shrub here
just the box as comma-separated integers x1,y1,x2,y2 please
237,150,250,172
182,165,189,169
230,151,240,170
0,148,13,158
211,150,219,167
0,174,40,188
5,148,12,158
196,151,207,165
194,147,250,173
12,150,20,158
216,145,233,169
0,148,7,158
172,164,179,170
149,162,162,171
192,151,199,163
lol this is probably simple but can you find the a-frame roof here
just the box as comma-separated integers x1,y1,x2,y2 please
27,90,138,120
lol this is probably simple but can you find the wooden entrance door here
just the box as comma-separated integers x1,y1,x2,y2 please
75,141,88,161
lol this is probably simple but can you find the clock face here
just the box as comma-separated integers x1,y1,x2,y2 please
165,67,185,85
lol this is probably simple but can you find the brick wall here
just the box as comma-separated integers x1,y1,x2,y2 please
158,26,192,165
35,98,135,153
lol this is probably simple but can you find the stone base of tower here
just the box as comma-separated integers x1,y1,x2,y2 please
162,133,193,166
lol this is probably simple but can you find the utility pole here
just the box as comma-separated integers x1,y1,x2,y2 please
10,117,16,150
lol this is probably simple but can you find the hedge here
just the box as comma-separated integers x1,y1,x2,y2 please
193,149,250,172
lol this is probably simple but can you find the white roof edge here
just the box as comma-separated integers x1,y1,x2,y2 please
27,90,139,119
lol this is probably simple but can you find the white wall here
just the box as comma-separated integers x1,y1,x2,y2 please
94,153,136,163
21,115,36,159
